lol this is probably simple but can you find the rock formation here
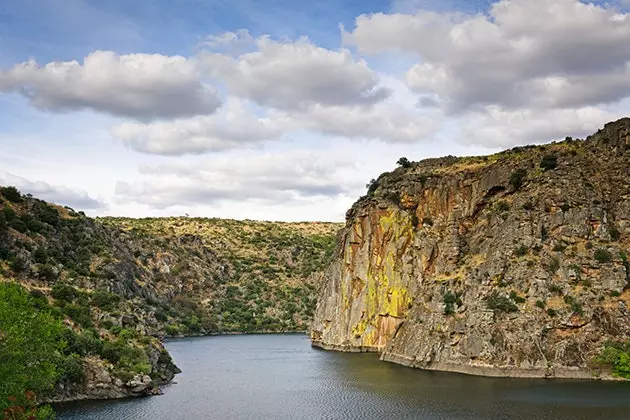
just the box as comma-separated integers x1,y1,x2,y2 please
312,117,630,379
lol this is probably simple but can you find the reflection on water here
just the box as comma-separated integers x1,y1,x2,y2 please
56,334,630,420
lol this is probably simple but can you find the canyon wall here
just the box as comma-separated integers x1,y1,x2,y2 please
312,118,630,379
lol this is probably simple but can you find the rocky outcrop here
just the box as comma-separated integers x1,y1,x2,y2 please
312,117,630,379
48,344,180,402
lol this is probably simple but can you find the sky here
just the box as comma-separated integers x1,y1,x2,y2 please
1,0,630,221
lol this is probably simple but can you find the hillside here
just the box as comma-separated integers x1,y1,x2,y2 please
312,117,630,380
0,191,340,408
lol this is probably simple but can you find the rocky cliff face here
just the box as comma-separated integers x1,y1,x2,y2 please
312,118,630,379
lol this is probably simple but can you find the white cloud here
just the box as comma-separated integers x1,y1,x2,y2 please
198,31,391,110
344,0,630,112
111,98,284,155
288,102,437,143
0,171,106,211
0,50,221,120
459,106,623,148
114,151,362,209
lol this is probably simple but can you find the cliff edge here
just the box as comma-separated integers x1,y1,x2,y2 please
312,117,630,379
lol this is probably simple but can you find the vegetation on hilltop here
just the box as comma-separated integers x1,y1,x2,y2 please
0,185,340,407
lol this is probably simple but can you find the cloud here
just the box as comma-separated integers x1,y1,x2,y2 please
0,171,106,211
343,0,630,112
111,98,438,155
287,102,438,143
459,106,623,148
0,50,221,120
111,98,284,155
198,31,391,110
114,151,362,209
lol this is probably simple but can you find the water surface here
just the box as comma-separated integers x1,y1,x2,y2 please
56,334,630,419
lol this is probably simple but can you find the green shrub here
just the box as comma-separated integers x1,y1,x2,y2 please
33,247,48,264
397,157,412,168
60,354,85,384
486,292,518,312
91,290,121,312
594,248,612,263
609,227,621,241
443,291,459,316
546,308,557,317
63,304,93,328
540,154,558,171
9,255,27,273
596,342,630,378
495,201,510,212
0,186,22,202
509,291,526,304
509,169,527,190
548,284,562,294
52,284,77,304
39,264,58,281
165,324,180,336
535,300,546,309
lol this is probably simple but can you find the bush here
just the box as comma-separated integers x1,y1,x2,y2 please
33,247,48,264
9,255,27,273
535,300,546,309
540,154,558,171
610,227,621,241
594,248,612,263
509,290,526,304
495,201,510,212
165,324,180,336
546,308,557,317
596,342,630,378
0,186,22,202
486,292,518,312
366,179,379,195
509,169,527,190
52,284,77,304
60,354,85,384
91,290,121,312
39,264,58,281
63,304,93,328
443,291,459,316
397,157,412,168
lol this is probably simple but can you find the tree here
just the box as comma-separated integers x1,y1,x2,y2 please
540,154,558,171
0,186,22,203
397,157,412,168
0,282,65,414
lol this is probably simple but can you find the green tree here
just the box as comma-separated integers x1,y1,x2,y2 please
0,186,22,203
0,282,65,414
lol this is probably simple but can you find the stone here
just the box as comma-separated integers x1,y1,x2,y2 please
312,117,630,380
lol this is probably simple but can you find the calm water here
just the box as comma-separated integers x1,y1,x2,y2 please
56,334,630,420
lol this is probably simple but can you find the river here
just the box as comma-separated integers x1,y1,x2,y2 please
56,334,630,419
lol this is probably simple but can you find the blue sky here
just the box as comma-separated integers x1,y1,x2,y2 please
1,0,629,220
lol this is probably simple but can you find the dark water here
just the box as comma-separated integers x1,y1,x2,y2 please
56,334,630,420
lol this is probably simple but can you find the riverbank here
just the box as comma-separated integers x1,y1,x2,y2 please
311,340,620,381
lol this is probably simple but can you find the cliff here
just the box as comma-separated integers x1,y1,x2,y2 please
312,117,630,379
